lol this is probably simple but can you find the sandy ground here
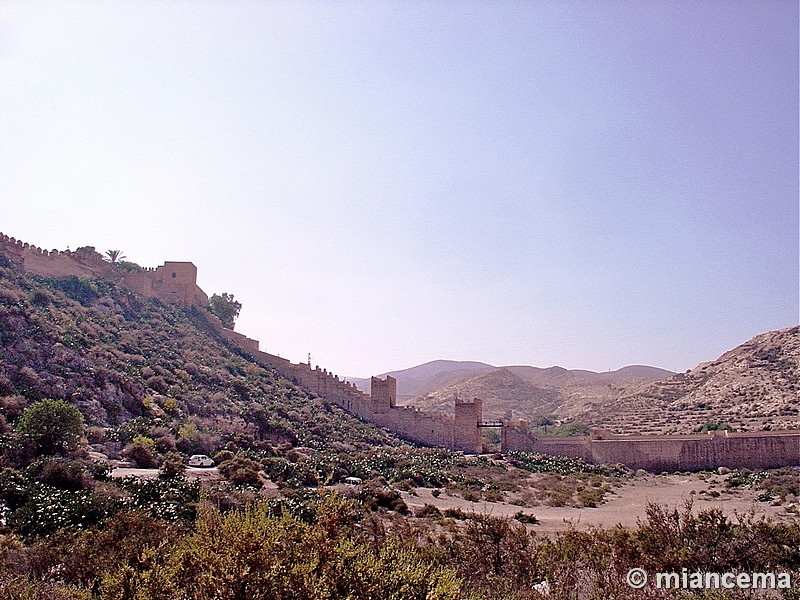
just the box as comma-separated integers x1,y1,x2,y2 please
109,468,797,534
401,473,798,534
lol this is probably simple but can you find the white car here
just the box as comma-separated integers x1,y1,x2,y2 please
188,454,215,468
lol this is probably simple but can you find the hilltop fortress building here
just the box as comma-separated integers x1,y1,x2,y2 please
2,232,798,470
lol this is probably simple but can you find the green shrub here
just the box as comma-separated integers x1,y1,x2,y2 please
14,399,84,456
700,422,733,433
577,486,604,508
92,502,461,600
359,485,409,514
159,452,186,479
7,483,111,539
416,503,443,518
52,275,101,306
122,441,157,468
507,451,628,477
217,455,262,488
117,476,200,522
26,457,89,491
89,461,111,481
512,511,538,524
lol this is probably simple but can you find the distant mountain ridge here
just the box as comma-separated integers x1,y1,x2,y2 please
348,360,495,399
504,364,674,386
350,360,674,412
348,327,799,434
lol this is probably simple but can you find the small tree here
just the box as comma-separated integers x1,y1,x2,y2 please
160,452,187,479
209,293,242,329
14,399,84,455
122,438,158,468
104,249,127,264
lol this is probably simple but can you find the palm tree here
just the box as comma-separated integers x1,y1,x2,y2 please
105,249,126,264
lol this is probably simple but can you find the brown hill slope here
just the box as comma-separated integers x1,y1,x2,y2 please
402,328,798,434
401,367,562,420
349,360,495,400
595,326,800,434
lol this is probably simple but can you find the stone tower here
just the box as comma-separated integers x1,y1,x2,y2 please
370,375,397,415
453,397,482,453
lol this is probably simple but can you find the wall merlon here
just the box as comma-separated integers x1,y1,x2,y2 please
502,423,799,470
4,231,796,467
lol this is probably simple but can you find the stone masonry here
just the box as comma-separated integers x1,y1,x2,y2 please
3,232,797,469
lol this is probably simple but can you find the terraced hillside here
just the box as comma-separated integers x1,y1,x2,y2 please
596,326,800,434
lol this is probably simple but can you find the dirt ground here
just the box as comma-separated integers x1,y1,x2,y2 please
110,467,797,535
110,467,220,481
401,472,798,534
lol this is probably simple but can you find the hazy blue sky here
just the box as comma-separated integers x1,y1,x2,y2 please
1,1,797,378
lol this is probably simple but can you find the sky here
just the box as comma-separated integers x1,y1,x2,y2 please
1,1,797,378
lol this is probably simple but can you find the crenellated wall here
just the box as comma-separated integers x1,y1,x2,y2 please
0,233,115,279
501,422,800,471
4,232,797,467
0,233,208,309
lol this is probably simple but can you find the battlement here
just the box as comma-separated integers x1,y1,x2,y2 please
0,232,208,309
0,233,115,278
5,231,796,467
501,421,800,470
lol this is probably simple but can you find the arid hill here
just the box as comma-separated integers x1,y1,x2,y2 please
399,367,563,419
352,361,674,414
596,326,799,434
399,364,672,423
348,359,495,400
389,328,798,434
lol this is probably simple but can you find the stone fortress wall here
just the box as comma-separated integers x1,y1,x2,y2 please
197,310,483,450
501,423,800,471
0,233,483,453
0,233,208,308
2,232,797,470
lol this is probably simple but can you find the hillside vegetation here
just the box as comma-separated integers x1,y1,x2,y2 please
0,245,798,599
0,251,398,459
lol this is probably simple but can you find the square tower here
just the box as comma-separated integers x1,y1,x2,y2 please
370,376,397,415
453,397,482,453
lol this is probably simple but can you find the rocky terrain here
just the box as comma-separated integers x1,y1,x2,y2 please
598,326,800,434
0,238,797,600
365,328,799,434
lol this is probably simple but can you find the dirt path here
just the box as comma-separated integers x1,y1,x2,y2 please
110,467,220,481
402,473,797,534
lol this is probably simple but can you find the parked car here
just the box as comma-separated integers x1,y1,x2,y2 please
188,454,215,468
